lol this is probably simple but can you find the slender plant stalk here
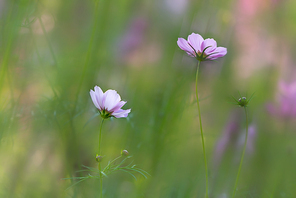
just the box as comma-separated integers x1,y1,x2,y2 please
232,106,249,198
37,15,58,67
195,61,209,198
98,118,104,198
0,0,15,95
29,25,59,98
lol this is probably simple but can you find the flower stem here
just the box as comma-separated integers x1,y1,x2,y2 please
232,106,249,198
195,61,209,198
98,118,104,198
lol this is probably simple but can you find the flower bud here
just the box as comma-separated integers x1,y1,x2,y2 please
96,154,103,162
238,97,248,107
121,149,129,156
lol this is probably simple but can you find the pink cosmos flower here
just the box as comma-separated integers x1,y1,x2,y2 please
177,33,227,61
90,86,131,119
213,110,257,169
266,81,296,118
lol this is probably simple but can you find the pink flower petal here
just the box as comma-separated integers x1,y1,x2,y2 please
187,33,203,53
207,47,227,60
201,38,217,54
90,90,101,110
279,81,289,96
177,38,195,56
94,86,104,109
112,109,131,118
104,90,121,111
110,101,127,112
290,82,296,95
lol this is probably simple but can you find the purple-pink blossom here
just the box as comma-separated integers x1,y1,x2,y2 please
266,81,296,118
213,110,257,169
177,33,227,61
90,86,131,119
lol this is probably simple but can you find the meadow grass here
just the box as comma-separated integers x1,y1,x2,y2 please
1,0,296,197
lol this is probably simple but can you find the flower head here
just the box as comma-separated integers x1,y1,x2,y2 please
177,33,227,61
90,86,131,119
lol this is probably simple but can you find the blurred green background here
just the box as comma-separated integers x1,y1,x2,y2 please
1,0,296,197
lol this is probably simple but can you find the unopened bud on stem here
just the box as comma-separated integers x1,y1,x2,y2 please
238,97,248,107
121,149,129,156
96,154,103,162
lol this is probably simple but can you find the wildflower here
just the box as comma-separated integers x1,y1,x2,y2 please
90,86,131,119
212,111,257,165
177,33,227,61
238,124,257,155
213,110,242,166
267,81,296,118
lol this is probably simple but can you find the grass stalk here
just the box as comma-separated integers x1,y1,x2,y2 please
37,15,58,67
232,106,249,197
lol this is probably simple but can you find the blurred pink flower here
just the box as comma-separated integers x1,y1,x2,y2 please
237,124,257,155
213,111,257,167
177,33,227,61
213,110,242,166
90,86,131,119
118,16,148,58
267,81,296,118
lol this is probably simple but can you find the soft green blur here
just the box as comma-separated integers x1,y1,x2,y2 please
1,0,296,197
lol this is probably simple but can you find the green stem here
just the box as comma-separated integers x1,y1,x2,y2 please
195,61,209,198
0,0,15,95
29,26,59,99
37,15,58,67
98,118,104,198
232,106,249,198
